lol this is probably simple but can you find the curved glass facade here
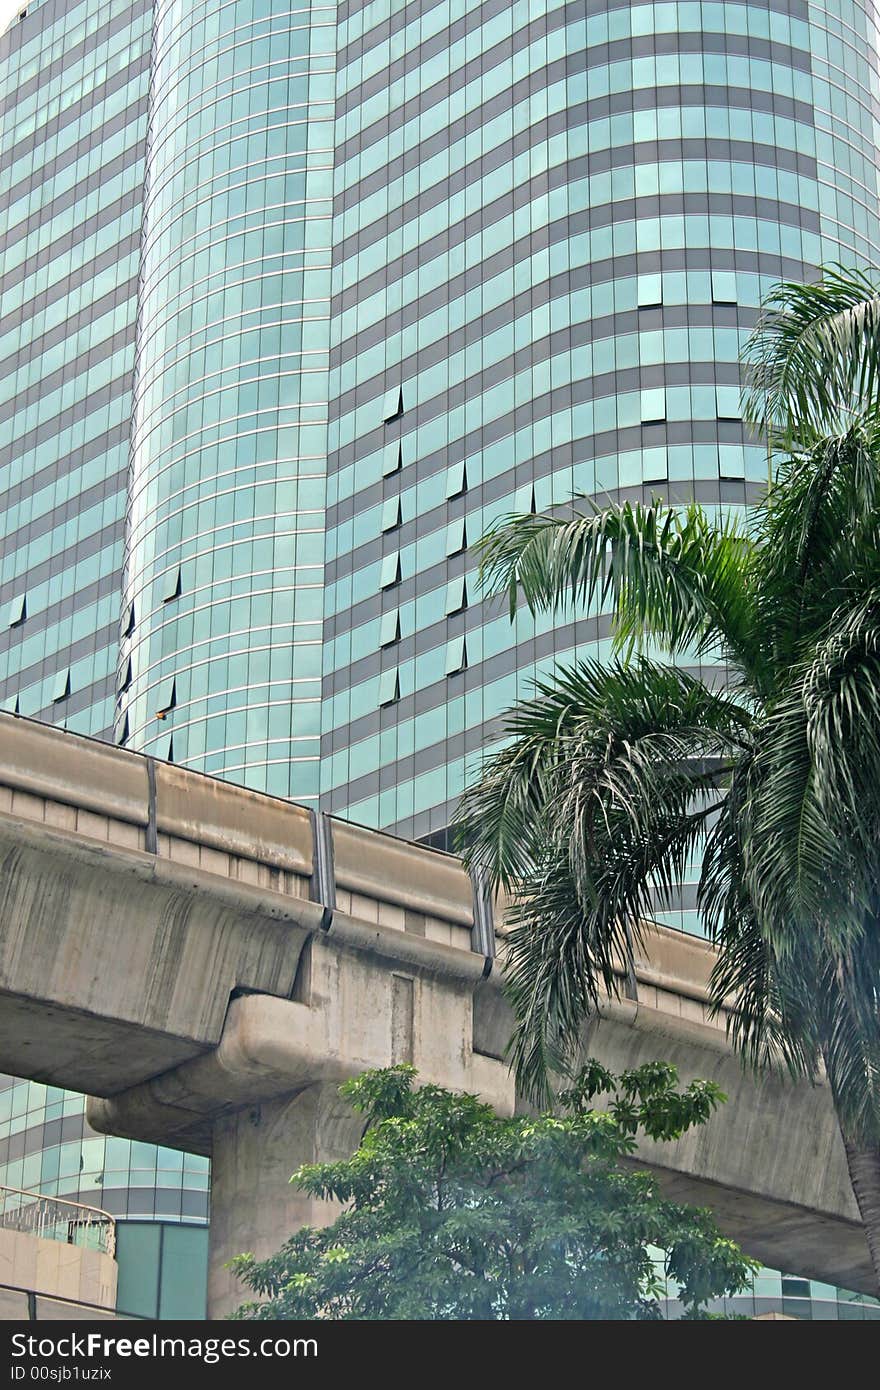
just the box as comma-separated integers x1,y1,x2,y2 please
0,1077,209,1225
117,0,336,802
661,1264,880,1318
319,0,880,919
0,0,151,736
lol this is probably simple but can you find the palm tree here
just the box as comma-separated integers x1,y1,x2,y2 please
454,267,880,1288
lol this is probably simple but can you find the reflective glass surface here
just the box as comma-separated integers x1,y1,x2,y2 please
0,0,207,1306
117,0,336,803
0,0,152,735
320,0,880,945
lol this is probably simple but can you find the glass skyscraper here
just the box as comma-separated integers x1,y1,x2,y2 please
3,0,880,1317
320,0,880,869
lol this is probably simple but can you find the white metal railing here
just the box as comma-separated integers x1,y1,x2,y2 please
0,1184,116,1258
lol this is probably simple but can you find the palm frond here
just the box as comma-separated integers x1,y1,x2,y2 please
505,801,717,1103
474,499,759,683
743,265,880,438
456,659,749,1100
737,692,862,957
804,593,880,852
701,774,817,1079
456,658,750,890
812,947,880,1145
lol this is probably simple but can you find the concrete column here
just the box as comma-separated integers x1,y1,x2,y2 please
207,1084,366,1318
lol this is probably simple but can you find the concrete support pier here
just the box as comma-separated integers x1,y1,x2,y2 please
87,932,516,1317
208,1086,365,1317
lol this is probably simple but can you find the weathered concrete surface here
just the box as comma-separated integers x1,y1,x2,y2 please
617,925,865,1292
477,932,870,1293
589,1005,867,1293
87,929,515,1317
474,982,870,1295
0,811,320,1093
207,1085,367,1315
0,712,875,1310
91,942,876,1309
88,927,511,1155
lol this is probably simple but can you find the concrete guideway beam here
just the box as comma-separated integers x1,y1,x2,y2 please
0,809,321,1093
89,952,876,1312
86,925,514,1154
474,979,875,1297
587,1000,870,1296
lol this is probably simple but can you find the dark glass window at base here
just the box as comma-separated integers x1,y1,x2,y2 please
115,1222,209,1321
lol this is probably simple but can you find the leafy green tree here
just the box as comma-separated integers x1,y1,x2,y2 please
230,1063,753,1320
454,266,880,1289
